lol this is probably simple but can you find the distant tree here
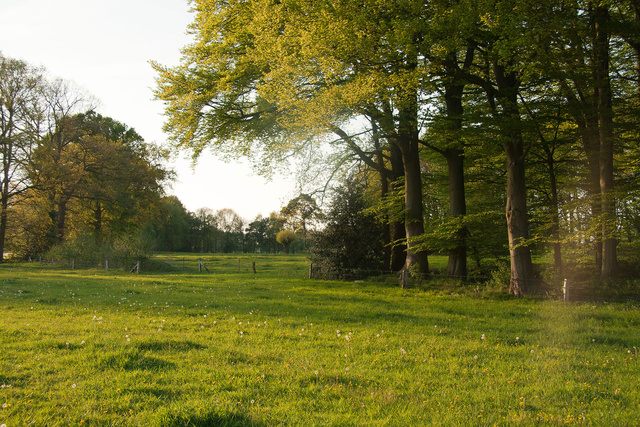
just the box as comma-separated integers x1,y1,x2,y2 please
215,208,244,252
0,54,44,260
276,229,297,254
26,108,168,254
194,207,217,252
281,194,319,250
149,196,194,252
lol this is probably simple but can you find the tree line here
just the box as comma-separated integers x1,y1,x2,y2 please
0,53,173,262
0,53,314,262
150,195,316,254
153,0,640,294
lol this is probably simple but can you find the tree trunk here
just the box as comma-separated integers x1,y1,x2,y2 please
594,4,618,278
94,200,103,241
374,122,392,272
548,160,563,273
0,154,9,261
579,120,603,271
443,72,468,278
0,193,7,262
445,148,467,278
494,63,536,296
398,128,429,277
390,141,407,271
538,133,563,273
504,137,535,296
55,197,69,244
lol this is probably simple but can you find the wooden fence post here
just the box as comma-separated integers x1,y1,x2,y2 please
563,279,569,302
105,260,109,272
198,260,210,273
129,261,140,274
252,261,257,274
309,263,313,279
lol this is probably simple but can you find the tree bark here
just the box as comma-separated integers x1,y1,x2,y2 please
547,152,563,273
397,98,429,278
374,121,392,272
0,149,9,261
579,120,604,271
94,200,103,241
494,63,536,296
389,141,407,271
445,148,467,278
594,4,618,278
443,70,468,278
400,138,429,277
0,192,7,262
504,137,535,295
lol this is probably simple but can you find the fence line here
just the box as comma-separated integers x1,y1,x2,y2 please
20,257,634,301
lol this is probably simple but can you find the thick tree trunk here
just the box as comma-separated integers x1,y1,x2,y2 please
399,135,429,278
504,137,535,295
494,63,536,296
594,4,618,278
579,121,603,271
443,75,468,278
445,148,467,278
390,141,407,271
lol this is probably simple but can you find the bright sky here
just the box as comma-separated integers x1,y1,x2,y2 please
0,0,297,221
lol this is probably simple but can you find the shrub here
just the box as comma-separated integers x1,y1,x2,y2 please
310,178,385,280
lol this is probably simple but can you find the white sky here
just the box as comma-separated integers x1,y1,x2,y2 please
0,0,297,221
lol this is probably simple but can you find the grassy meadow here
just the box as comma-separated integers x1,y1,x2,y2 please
0,253,639,426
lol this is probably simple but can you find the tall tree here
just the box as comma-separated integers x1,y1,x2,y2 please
0,54,44,261
153,0,431,277
281,193,319,250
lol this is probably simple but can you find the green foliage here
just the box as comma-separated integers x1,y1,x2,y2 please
45,231,152,268
276,229,297,254
310,178,385,279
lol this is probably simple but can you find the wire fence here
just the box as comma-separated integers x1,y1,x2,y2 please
19,255,640,302
25,255,311,278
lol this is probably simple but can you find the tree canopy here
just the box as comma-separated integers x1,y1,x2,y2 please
145,0,639,293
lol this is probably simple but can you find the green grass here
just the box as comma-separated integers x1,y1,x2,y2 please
1,253,639,426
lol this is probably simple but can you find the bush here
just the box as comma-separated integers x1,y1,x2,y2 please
45,231,152,269
310,178,385,280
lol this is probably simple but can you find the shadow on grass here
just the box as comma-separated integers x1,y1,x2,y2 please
160,410,264,427
99,349,175,371
137,340,207,352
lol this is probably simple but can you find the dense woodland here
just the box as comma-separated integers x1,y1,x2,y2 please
152,0,640,295
3,0,640,296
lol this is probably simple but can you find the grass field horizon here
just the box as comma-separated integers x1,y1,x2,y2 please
1,253,639,426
